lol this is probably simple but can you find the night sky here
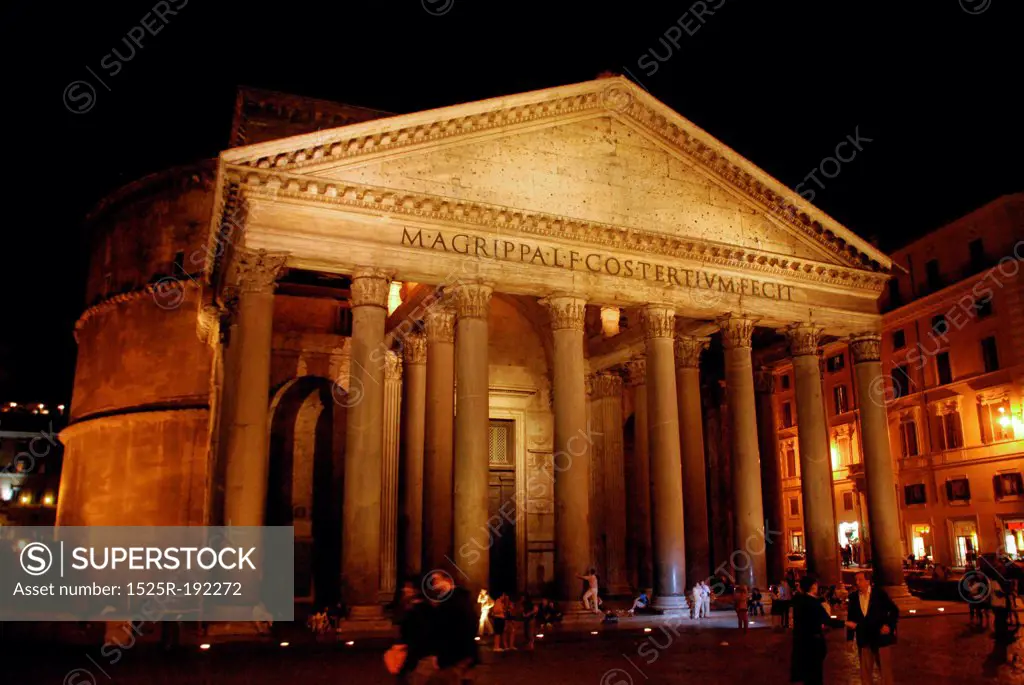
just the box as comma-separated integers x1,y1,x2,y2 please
2,0,1021,403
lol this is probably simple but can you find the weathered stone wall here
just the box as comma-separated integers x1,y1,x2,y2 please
61,166,217,527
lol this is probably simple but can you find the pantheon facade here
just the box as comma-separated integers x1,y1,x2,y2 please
59,77,907,618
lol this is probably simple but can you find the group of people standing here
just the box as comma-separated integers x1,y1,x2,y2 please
689,580,713,619
478,590,561,651
790,572,899,685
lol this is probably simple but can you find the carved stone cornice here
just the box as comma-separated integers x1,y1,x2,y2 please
384,349,403,380
402,330,427,364
623,357,647,387
233,171,890,293
350,267,392,308
223,78,887,276
592,372,623,400
782,322,824,357
585,374,595,397
233,248,289,294
849,332,882,363
640,305,675,340
74,279,203,342
541,295,587,332
674,335,709,369
718,315,757,350
424,303,456,343
450,282,493,320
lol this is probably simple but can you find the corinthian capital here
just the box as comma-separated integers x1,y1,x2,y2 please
592,372,624,399
849,332,882,363
674,335,709,369
782,322,824,357
718,314,757,350
640,304,675,340
541,294,587,331
232,248,288,294
623,357,647,387
349,268,393,308
450,282,493,320
384,349,403,380
424,302,456,343
402,330,427,364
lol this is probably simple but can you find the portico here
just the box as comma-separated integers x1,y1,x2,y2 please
204,77,906,615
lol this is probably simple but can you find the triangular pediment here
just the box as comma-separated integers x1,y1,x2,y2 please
222,78,891,273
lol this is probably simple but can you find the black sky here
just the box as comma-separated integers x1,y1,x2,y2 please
1,0,1021,402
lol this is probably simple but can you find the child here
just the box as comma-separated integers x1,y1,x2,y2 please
628,590,650,616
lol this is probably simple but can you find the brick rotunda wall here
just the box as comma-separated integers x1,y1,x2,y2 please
57,162,217,526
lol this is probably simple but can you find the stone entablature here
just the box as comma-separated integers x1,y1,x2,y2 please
222,79,887,276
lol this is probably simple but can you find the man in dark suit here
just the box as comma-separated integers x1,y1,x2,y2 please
845,572,898,685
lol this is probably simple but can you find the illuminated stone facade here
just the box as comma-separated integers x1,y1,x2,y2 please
60,78,905,615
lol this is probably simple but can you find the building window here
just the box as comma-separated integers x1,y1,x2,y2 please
925,259,943,291
936,351,952,386
833,385,849,415
891,364,912,399
982,336,999,373
785,445,798,478
789,497,800,517
931,313,949,338
976,297,993,319
969,238,986,272
173,250,186,274
979,399,1014,443
782,402,794,428
904,483,927,505
780,374,790,390
938,412,964,451
826,354,845,373
1003,519,1024,559
843,491,854,511
892,329,906,350
791,531,804,553
899,418,919,457
994,472,1024,499
888,279,903,307
946,477,971,502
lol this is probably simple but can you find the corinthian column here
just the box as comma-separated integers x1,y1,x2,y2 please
783,323,839,587
223,248,288,527
718,314,767,589
624,358,653,592
451,283,492,592
592,372,629,595
400,331,427,577
849,332,909,598
675,333,710,587
379,350,403,600
341,267,391,618
422,303,455,572
641,305,687,608
754,367,786,585
541,294,592,601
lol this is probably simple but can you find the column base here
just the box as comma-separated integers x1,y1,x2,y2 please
338,604,393,634
348,604,385,620
881,583,914,605
652,595,689,612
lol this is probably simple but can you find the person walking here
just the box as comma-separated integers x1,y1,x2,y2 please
845,572,898,685
577,568,602,614
691,583,703,619
702,580,712,618
790,576,831,685
777,580,792,629
520,595,538,650
734,584,750,632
